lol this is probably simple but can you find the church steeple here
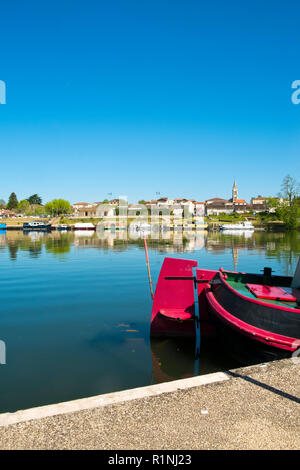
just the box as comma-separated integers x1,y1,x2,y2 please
232,180,238,202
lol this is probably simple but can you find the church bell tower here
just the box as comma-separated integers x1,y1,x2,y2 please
232,180,238,202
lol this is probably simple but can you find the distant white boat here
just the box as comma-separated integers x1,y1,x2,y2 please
219,221,254,231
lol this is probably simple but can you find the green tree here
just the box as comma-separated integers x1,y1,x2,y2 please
0,199,5,207
45,199,72,216
27,204,45,216
7,192,18,210
269,176,300,230
27,194,42,205
18,199,30,213
266,197,280,213
276,202,300,230
280,175,300,203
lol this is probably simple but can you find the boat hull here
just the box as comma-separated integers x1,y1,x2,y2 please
220,227,254,230
23,224,51,232
152,258,300,362
206,273,300,359
206,298,293,362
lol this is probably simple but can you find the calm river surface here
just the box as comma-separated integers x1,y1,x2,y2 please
0,229,299,412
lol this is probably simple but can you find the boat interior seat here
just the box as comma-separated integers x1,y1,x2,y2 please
159,307,194,321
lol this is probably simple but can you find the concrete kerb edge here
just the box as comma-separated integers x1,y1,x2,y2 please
0,371,229,427
0,358,295,428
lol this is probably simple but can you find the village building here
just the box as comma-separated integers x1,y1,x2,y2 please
71,183,271,220
72,201,117,218
96,204,117,217
205,181,250,215
75,206,98,217
194,202,205,217
205,198,233,215
72,202,91,209
156,198,174,207
0,209,17,217
251,196,268,205
180,200,195,216
249,196,268,212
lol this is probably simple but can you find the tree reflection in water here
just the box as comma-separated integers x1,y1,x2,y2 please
1,229,299,274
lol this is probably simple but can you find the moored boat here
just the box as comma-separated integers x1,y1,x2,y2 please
74,223,95,231
204,266,300,360
0,223,6,230
151,256,300,360
23,222,52,231
56,224,71,231
219,221,254,230
151,258,198,338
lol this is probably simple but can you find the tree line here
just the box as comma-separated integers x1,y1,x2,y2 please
267,175,300,230
0,193,72,216
1,175,299,228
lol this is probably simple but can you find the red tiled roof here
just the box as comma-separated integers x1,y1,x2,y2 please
206,198,226,201
0,209,16,215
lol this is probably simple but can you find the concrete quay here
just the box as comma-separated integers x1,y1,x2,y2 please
0,358,299,450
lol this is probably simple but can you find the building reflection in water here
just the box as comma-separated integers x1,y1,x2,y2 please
1,228,299,275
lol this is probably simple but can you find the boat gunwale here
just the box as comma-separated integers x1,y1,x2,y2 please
218,268,300,314
205,287,299,351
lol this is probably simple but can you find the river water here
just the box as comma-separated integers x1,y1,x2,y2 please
0,228,299,412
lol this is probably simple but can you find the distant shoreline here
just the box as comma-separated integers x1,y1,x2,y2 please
0,215,298,232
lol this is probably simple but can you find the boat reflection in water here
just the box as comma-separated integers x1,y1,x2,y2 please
150,337,195,383
150,335,244,384
219,229,254,239
24,231,46,242
74,230,95,237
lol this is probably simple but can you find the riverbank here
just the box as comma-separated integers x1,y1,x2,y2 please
2,218,299,233
0,358,298,450
1,213,299,232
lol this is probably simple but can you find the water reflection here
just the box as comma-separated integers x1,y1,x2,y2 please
150,336,248,384
1,228,300,412
89,321,145,351
151,337,196,383
45,234,72,258
7,241,19,260
2,229,299,275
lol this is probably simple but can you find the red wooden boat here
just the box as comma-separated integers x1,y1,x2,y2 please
151,257,300,360
151,258,198,337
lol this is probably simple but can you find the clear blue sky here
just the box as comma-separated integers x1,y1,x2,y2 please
0,0,300,204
